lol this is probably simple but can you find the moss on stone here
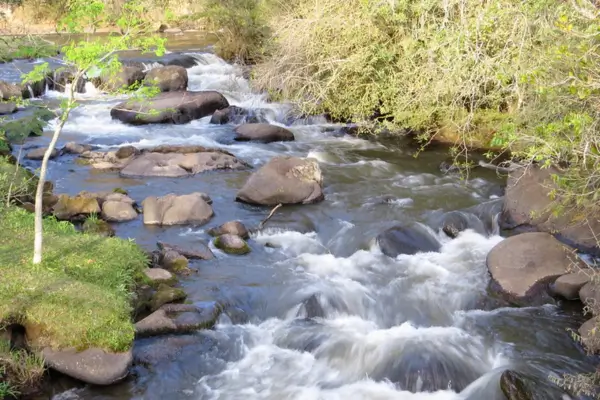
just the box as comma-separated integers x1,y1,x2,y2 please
149,284,187,311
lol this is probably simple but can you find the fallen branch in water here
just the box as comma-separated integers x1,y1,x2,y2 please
258,203,282,229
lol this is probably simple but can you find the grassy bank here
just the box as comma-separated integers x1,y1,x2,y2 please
0,157,148,396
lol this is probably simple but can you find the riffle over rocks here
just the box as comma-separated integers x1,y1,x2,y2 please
110,91,229,125
236,156,324,206
502,165,600,255
486,232,584,305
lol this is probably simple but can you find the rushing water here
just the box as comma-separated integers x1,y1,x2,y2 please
2,40,597,400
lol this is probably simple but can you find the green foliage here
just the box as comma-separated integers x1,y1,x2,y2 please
0,339,45,396
0,156,37,208
0,36,58,63
0,207,149,351
201,0,271,63
0,108,55,144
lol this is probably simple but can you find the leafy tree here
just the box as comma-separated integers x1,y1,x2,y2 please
22,0,166,264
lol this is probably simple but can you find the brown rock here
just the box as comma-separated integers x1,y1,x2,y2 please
157,241,214,260
42,347,132,385
579,317,600,353
135,303,221,338
52,194,101,221
580,282,600,312
142,193,214,226
208,220,250,239
149,284,187,311
144,268,174,284
236,156,324,206
97,65,145,92
551,271,591,300
502,165,600,255
62,142,92,154
487,232,583,305
144,65,188,92
0,102,17,115
234,123,295,143
111,91,228,125
160,249,191,274
115,145,140,159
0,80,22,100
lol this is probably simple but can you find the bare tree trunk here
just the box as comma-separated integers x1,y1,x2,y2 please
32,86,77,264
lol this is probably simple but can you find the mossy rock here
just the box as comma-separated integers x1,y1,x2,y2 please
112,187,128,195
82,219,115,237
160,250,191,274
149,284,187,311
214,234,251,255
52,194,101,221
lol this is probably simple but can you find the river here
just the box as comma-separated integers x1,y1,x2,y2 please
1,34,596,400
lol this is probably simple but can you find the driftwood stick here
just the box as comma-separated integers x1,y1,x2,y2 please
258,203,282,229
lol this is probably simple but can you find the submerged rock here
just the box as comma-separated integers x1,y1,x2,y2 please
144,65,188,92
502,165,600,255
377,223,441,258
438,211,485,238
499,370,534,400
42,347,132,386
236,156,324,206
234,123,295,143
208,221,250,239
487,232,581,305
110,91,229,125
135,303,222,338
26,147,59,160
214,234,251,255
149,284,187,311
142,192,214,226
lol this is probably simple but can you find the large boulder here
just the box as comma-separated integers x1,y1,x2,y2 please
25,147,59,160
377,223,441,258
42,347,132,385
236,156,324,206
487,232,583,305
234,123,295,143
0,102,16,115
120,148,247,178
0,80,22,100
111,91,228,125
52,194,101,221
142,192,214,226
502,165,600,255
95,65,146,92
580,282,600,312
144,65,188,92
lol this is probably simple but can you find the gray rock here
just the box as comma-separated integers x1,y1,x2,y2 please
42,347,132,385
144,268,174,284
210,105,264,125
579,317,600,353
214,234,251,255
208,221,250,239
101,200,138,222
149,284,187,311
144,65,188,92
135,303,222,338
377,223,441,258
234,123,295,143
96,65,146,92
157,241,215,260
26,147,59,160
62,142,92,154
0,102,17,115
236,156,324,206
487,232,582,305
142,192,214,226
111,91,228,125
580,282,600,312
551,271,591,300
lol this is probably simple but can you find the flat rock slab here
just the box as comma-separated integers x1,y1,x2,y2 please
143,193,214,226
120,151,247,178
135,303,222,338
236,156,324,206
110,91,229,125
234,123,295,143
487,232,582,305
157,241,215,260
144,268,174,284
42,347,132,385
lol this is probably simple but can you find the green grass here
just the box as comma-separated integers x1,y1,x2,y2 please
0,339,45,397
0,204,148,352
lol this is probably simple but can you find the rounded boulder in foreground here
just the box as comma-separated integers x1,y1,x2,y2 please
487,232,579,305
234,123,295,143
